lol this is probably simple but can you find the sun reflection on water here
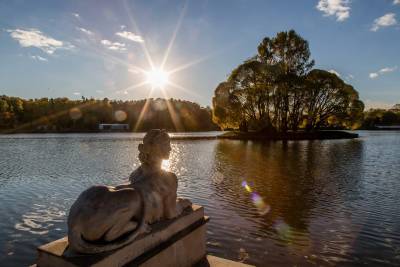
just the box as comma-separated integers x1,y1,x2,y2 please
14,204,65,235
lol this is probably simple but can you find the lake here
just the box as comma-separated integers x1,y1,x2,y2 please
0,131,399,266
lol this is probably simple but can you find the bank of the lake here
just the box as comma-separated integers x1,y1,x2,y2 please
218,130,358,140
0,130,359,141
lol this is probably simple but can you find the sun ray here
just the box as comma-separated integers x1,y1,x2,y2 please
161,0,188,69
73,39,148,75
167,40,242,75
167,81,202,98
1,101,96,134
160,89,184,131
123,0,155,69
167,56,208,75
120,81,148,94
133,88,154,131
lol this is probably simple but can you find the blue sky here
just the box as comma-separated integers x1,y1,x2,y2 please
0,0,399,109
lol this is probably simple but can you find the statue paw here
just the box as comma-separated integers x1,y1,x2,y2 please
177,198,192,211
143,224,152,234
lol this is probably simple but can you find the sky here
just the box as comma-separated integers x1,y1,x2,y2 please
0,0,399,109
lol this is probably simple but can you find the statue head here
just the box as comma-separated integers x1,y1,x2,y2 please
138,129,171,168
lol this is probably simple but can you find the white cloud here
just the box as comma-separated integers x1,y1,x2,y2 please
116,31,144,43
369,66,397,79
76,27,93,35
116,90,128,95
120,25,126,30
394,0,400,5
316,0,351,22
101,39,127,51
369,72,379,79
379,66,397,73
328,69,341,77
371,13,397,31
30,55,48,62
72,13,80,18
73,92,81,95
101,40,111,46
7,28,73,54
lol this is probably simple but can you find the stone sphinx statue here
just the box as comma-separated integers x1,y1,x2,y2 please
67,129,192,254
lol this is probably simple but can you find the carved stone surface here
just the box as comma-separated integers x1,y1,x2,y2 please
36,205,207,267
67,129,191,254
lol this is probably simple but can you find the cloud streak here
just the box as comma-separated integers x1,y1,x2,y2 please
76,27,93,35
371,13,397,31
101,39,127,51
30,55,48,61
115,31,144,43
7,28,73,54
369,66,397,79
316,0,351,22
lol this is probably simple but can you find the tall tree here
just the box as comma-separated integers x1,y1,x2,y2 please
257,30,315,132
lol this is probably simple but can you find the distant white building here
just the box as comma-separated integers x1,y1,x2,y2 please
98,123,129,131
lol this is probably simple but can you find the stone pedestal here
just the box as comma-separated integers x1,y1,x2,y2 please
36,205,208,267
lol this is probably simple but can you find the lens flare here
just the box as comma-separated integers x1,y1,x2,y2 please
251,192,271,215
241,181,270,215
114,110,127,122
273,219,293,241
69,108,82,120
241,181,253,193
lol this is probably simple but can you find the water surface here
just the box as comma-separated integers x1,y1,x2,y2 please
0,131,399,266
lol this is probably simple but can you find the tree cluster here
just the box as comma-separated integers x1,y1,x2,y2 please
212,30,364,133
361,108,400,129
0,96,219,133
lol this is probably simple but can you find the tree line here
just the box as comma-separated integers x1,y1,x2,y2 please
212,30,364,133
0,96,219,133
361,108,400,129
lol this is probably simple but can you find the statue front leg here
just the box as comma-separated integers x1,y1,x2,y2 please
176,198,192,214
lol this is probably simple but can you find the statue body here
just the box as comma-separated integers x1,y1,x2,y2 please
67,130,191,254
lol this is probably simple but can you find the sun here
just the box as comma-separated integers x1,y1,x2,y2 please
145,68,169,89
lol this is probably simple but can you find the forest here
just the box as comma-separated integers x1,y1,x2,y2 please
0,96,219,133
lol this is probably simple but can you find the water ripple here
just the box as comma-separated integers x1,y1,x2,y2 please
0,131,400,266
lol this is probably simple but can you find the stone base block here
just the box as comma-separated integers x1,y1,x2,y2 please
36,205,208,267
196,255,254,267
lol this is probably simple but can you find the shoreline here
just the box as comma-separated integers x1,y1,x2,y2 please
0,130,360,141
217,130,359,140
